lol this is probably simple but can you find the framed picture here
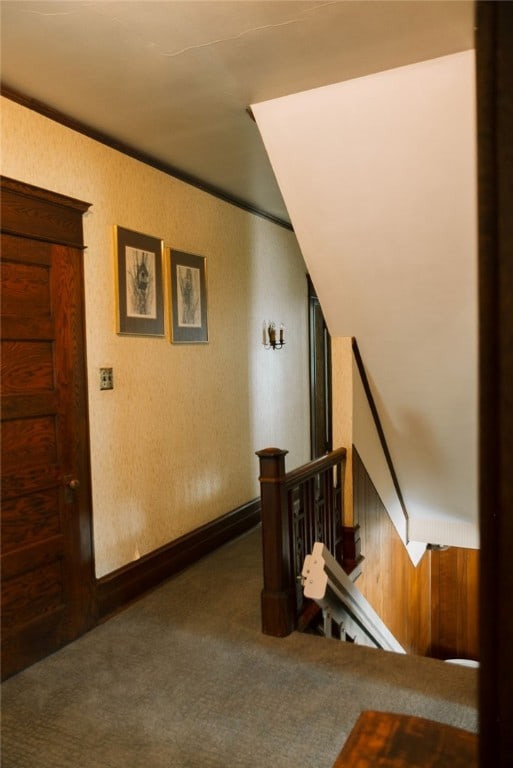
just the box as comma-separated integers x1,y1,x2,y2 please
114,226,165,336
169,249,208,343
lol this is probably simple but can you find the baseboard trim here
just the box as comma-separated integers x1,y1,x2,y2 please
96,499,261,619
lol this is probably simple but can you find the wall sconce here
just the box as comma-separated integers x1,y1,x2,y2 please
263,321,285,350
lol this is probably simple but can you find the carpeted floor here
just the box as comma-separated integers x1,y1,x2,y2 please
1,527,477,768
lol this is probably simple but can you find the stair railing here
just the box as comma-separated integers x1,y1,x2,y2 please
256,446,346,637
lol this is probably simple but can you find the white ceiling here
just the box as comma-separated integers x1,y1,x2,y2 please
0,1,475,224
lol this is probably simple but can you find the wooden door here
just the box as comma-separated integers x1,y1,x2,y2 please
1,177,95,680
309,276,332,459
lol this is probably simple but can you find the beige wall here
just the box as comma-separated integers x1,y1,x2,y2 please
1,97,311,577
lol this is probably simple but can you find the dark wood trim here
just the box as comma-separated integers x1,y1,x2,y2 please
476,2,513,765
352,337,408,519
1,175,90,249
281,446,346,488
341,525,364,579
1,176,91,213
308,275,333,459
1,85,292,232
96,499,261,620
1,175,91,214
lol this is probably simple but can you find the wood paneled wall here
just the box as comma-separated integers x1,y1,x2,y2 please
352,448,479,660
352,448,432,655
430,546,479,661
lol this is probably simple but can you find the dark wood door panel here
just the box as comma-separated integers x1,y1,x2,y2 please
1,567,65,637
1,560,65,625
2,415,59,471
1,315,54,341
1,393,58,421
1,533,66,580
0,462,62,499
1,340,55,393
1,260,51,316
1,608,67,676
1,488,62,552
1,231,53,265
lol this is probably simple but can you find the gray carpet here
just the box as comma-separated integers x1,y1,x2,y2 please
1,527,477,768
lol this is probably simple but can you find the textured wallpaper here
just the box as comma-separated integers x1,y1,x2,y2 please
1,97,311,577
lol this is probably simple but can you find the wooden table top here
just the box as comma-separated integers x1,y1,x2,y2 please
332,710,477,768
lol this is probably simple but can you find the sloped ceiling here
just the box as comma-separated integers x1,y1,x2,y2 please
253,50,478,547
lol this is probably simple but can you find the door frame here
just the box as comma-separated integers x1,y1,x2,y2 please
476,2,513,764
308,275,332,459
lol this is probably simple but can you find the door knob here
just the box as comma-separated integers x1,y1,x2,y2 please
67,478,80,490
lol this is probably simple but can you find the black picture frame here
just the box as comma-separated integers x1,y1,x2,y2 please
169,249,208,343
115,226,165,336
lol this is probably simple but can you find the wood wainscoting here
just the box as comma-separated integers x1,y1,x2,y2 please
430,545,479,661
96,499,261,620
353,448,479,659
352,448,431,655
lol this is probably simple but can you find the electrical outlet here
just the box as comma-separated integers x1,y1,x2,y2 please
99,367,113,390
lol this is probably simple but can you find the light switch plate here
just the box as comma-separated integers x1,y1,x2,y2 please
99,367,113,390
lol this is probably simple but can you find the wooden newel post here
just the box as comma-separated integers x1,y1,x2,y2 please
256,447,296,637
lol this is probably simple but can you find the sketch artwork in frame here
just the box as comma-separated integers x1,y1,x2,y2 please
169,250,208,343
115,226,165,336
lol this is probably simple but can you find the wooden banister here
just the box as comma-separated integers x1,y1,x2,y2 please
256,447,346,637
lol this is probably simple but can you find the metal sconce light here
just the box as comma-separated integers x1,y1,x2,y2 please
263,321,285,350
